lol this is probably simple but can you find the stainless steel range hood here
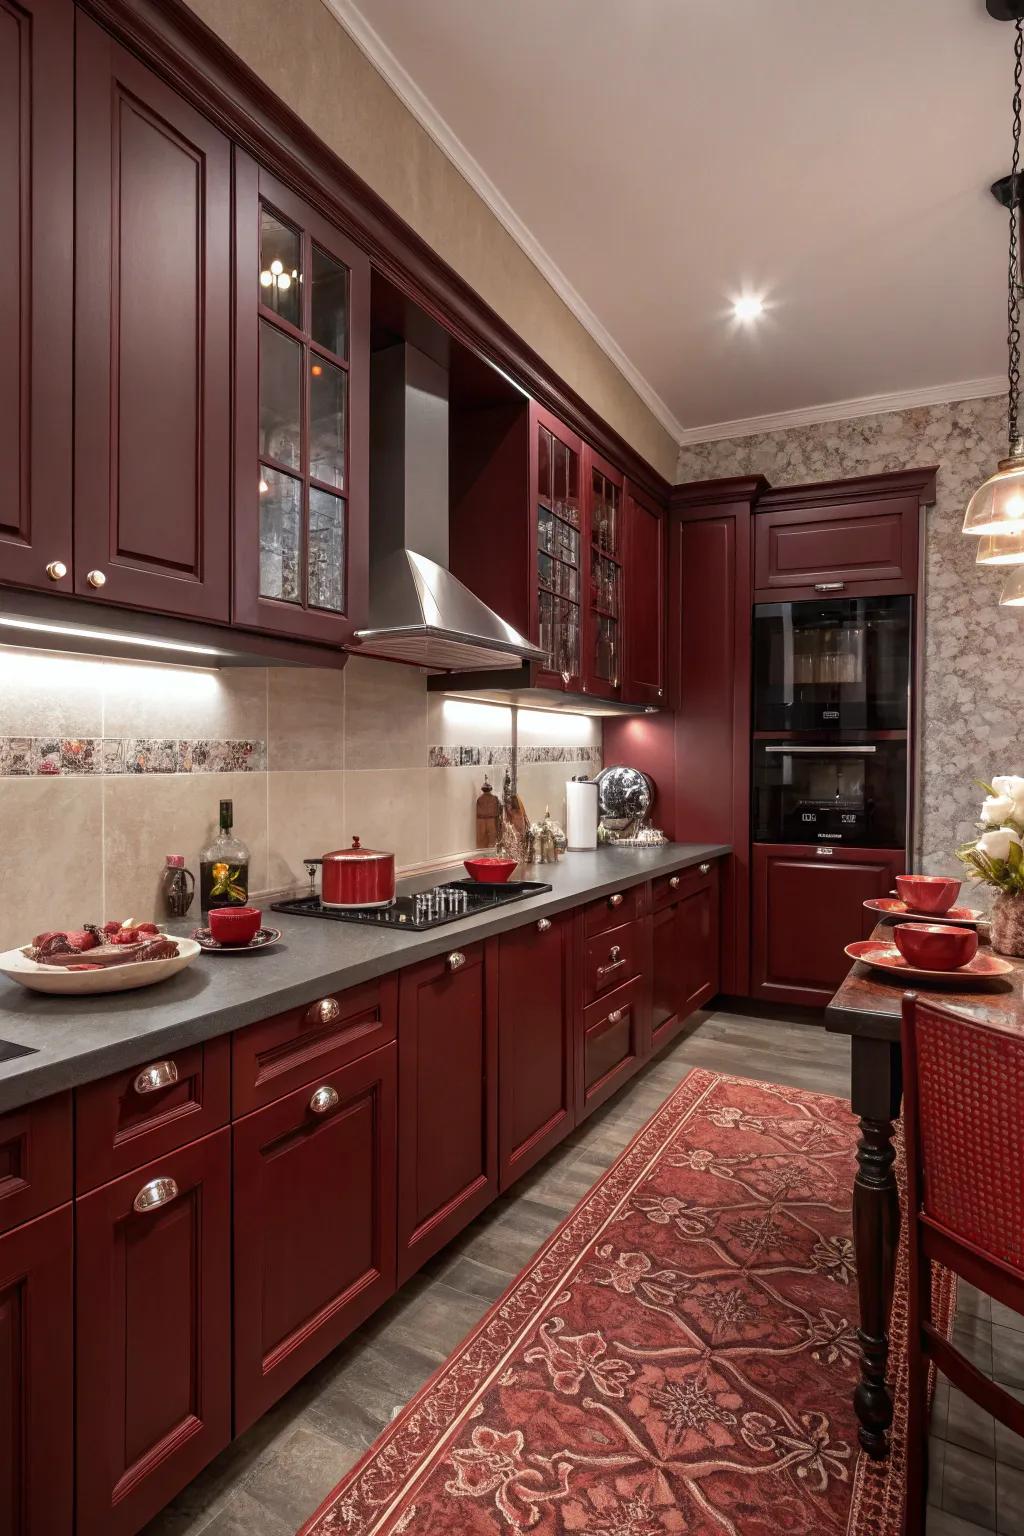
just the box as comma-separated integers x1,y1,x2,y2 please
354,344,546,671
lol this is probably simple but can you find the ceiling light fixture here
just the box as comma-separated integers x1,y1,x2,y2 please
976,530,1024,563
731,294,765,323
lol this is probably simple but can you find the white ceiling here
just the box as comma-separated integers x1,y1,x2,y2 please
328,0,1014,441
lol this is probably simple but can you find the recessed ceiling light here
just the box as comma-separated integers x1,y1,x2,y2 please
732,294,765,323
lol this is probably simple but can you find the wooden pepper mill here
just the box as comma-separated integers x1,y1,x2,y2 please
475,776,502,849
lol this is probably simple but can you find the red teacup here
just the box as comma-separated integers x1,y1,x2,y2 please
894,874,961,916
893,922,978,972
208,906,261,945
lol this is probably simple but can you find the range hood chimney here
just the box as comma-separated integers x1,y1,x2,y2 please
354,344,546,671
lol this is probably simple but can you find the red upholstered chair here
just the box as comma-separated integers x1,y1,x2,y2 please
901,993,1024,1535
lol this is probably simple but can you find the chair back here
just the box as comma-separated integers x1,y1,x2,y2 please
902,993,1024,1274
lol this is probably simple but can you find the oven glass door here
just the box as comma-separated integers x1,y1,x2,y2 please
752,740,906,848
753,595,911,732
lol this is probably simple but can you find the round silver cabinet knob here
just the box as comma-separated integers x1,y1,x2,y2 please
87,569,107,588
46,560,67,581
133,1176,179,1214
536,918,552,933
134,1060,179,1095
669,876,680,889
608,1009,624,1024
307,997,341,1025
447,951,466,971
309,1084,339,1115
608,893,624,909
699,863,711,875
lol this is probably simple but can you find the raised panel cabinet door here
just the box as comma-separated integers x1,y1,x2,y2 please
678,868,720,1016
753,498,919,600
623,482,666,706
582,446,624,702
751,843,904,1008
0,0,73,593
75,1129,231,1536
650,901,682,1052
497,915,575,1190
0,1203,73,1536
397,943,498,1282
73,16,231,620
530,402,585,692
233,1042,398,1432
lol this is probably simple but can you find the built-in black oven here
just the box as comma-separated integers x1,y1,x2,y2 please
752,738,907,848
753,594,911,733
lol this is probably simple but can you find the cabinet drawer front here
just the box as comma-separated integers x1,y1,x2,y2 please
754,498,918,598
583,883,643,937
232,975,397,1115
584,919,640,1003
0,1092,72,1237
651,861,716,912
75,1036,229,1194
579,975,645,1117
233,1042,397,1431
76,1128,232,1536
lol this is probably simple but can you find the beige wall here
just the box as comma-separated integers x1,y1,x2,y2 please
185,0,678,482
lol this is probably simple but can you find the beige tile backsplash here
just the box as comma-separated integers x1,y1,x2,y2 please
0,647,601,947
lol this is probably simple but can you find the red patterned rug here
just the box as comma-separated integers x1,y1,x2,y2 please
299,1068,953,1536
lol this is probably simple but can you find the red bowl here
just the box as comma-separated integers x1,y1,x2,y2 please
894,874,961,916
464,857,518,884
893,922,978,972
208,906,262,945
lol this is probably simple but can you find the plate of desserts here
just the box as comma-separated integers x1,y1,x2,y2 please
0,920,201,995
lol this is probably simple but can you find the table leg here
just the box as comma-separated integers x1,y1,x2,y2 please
850,1035,903,1460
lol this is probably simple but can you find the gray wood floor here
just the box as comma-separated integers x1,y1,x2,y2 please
142,1005,1018,1536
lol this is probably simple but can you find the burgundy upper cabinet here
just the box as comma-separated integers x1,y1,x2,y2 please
0,0,73,594
532,404,585,691
583,449,624,701
497,915,575,1190
233,156,370,644
74,17,232,621
623,481,666,706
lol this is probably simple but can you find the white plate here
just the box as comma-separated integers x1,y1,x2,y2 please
0,937,202,995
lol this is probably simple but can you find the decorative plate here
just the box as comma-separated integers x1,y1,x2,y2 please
863,897,983,926
0,937,201,995
844,938,1014,982
191,926,282,953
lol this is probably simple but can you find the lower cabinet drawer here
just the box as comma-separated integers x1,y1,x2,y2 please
651,860,716,912
75,1128,232,1536
577,974,647,1121
583,883,644,937
0,1091,72,1236
232,1041,398,1432
584,919,640,1003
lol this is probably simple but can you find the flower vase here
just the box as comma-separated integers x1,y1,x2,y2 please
990,892,1024,958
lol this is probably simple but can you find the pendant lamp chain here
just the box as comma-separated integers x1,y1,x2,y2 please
1008,17,1023,453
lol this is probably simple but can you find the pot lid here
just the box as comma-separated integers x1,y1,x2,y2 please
322,837,393,862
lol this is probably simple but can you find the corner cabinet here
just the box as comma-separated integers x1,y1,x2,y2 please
233,156,370,644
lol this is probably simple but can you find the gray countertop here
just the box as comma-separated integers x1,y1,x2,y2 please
0,843,729,1112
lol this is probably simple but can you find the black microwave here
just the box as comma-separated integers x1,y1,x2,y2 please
752,738,907,848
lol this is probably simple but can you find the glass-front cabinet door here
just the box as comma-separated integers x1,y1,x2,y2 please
584,449,624,699
531,404,583,689
234,158,368,642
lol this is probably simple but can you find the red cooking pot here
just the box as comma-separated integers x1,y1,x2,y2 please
320,837,396,909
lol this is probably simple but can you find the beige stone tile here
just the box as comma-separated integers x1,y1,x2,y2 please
516,762,574,830
516,708,600,754
343,768,428,869
0,645,104,739
268,667,344,770
267,770,345,892
103,772,268,922
102,660,268,743
427,766,489,862
0,777,104,949
427,693,513,751
343,656,427,770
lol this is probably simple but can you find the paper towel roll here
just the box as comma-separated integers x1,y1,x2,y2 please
566,779,598,850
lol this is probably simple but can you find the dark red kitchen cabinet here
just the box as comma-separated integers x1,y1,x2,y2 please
0,0,73,595
397,943,498,1282
650,863,720,1052
752,843,904,1008
74,17,232,621
577,973,648,1122
532,405,586,691
0,1091,72,1238
233,1042,397,1431
0,1203,73,1536
622,481,666,706
76,1129,231,1536
583,448,625,701
497,915,575,1190
233,155,370,644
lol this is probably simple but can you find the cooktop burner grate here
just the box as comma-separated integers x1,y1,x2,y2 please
271,879,553,932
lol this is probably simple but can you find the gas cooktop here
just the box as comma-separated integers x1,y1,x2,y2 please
271,879,552,932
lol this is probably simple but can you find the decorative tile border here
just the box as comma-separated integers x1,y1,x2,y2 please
427,743,601,769
0,737,267,776
518,745,600,765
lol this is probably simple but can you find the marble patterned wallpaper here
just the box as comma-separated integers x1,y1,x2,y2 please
676,394,1013,886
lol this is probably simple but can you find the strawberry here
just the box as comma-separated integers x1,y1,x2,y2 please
32,930,64,948
64,929,98,952
136,923,160,936
101,920,121,936
110,928,141,945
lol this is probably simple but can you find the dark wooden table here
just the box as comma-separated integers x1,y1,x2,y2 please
825,918,1024,1459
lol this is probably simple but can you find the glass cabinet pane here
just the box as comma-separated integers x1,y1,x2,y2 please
308,488,345,611
259,322,301,469
537,426,551,504
259,468,302,603
259,207,301,328
311,245,348,358
309,359,346,488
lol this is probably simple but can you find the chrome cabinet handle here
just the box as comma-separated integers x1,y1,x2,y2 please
597,944,628,980
813,581,846,592
764,744,876,755
447,951,466,971
86,569,107,588
133,1176,179,1213
699,863,711,875
307,997,341,1026
669,876,680,889
309,1084,339,1115
607,1008,624,1024
536,918,552,933
608,893,624,909
134,1060,179,1095
46,560,67,581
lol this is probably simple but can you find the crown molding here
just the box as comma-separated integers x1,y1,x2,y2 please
322,0,687,446
676,376,1007,446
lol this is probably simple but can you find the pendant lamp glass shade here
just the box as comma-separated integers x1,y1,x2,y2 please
999,563,1024,603
975,528,1024,563
962,455,1024,535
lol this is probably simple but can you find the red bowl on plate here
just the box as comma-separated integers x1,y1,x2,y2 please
894,874,961,916
893,921,978,972
208,906,262,945
464,856,518,883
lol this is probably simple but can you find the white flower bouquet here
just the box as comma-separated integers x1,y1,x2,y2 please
957,775,1024,894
